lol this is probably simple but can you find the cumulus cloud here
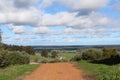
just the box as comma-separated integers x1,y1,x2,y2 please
2,35,10,39
14,0,38,8
39,12,76,26
0,8,41,26
8,24,27,34
40,0,109,14
59,0,109,11
0,0,41,26
39,12,110,29
32,27,54,35
0,0,111,28
14,35,22,40
0,0,119,44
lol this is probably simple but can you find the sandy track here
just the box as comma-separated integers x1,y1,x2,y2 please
23,63,84,80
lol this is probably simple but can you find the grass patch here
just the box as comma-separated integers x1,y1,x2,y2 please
58,53,76,61
30,52,76,62
77,60,120,80
0,64,39,80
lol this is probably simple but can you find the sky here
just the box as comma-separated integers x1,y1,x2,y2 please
0,0,120,46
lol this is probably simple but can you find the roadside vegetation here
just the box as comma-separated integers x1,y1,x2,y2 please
0,48,30,67
77,60,120,80
71,48,120,80
0,64,39,80
0,44,39,80
30,49,76,63
0,43,120,80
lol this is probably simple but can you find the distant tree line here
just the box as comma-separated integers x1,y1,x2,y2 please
2,44,35,55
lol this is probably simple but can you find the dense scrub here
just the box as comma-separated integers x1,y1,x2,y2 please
0,49,30,67
72,48,120,64
51,51,58,58
41,49,48,57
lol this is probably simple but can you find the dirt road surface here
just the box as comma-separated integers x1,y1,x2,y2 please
23,63,84,80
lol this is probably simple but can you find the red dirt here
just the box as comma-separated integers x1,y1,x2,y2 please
23,63,84,80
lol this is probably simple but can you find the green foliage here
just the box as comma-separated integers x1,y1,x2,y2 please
72,48,120,62
51,51,58,58
98,70,120,80
0,49,30,67
58,53,76,61
102,48,119,58
0,64,39,80
24,46,35,55
0,49,9,67
2,44,35,55
71,54,82,61
77,60,120,80
41,49,48,57
8,51,30,65
41,58,49,63
72,48,103,61
82,48,103,60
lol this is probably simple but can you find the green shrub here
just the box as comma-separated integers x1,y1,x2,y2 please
8,51,30,65
51,51,58,58
41,49,48,57
82,48,103,60
0,49,30,67
102,48,118,59
49,59,61,63
41,58,49,63
24,46,35,55
71,48,103,61
71,54,82,61
0,49,9,67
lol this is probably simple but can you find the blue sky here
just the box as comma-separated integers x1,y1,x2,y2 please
0,0,120,46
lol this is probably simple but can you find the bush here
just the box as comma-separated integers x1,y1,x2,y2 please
24,46,35,55
49,59,61,63
0,49,9,67
71,54,82,61
102,48,118,59
41,49,48,57
71,48,103,61
41,58,49,63
0,49,30,67
49,58,68,63
82,48,103,61
8,51,30,65
51,51,58,58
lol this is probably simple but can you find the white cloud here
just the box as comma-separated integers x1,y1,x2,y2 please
14,35,22,40
8,24,27,34
32,27,54,35
0,0,112,29
40,0,55,9
2,35,10,39
0,8,41,26
14,0,38,8
40,0,109,14
39,12,110,29
59,0,109,11
68,39,76,43
39,12,76,26
111,0,120,11
0,0,119,42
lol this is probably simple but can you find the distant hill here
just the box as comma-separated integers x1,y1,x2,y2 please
32,45,120,52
